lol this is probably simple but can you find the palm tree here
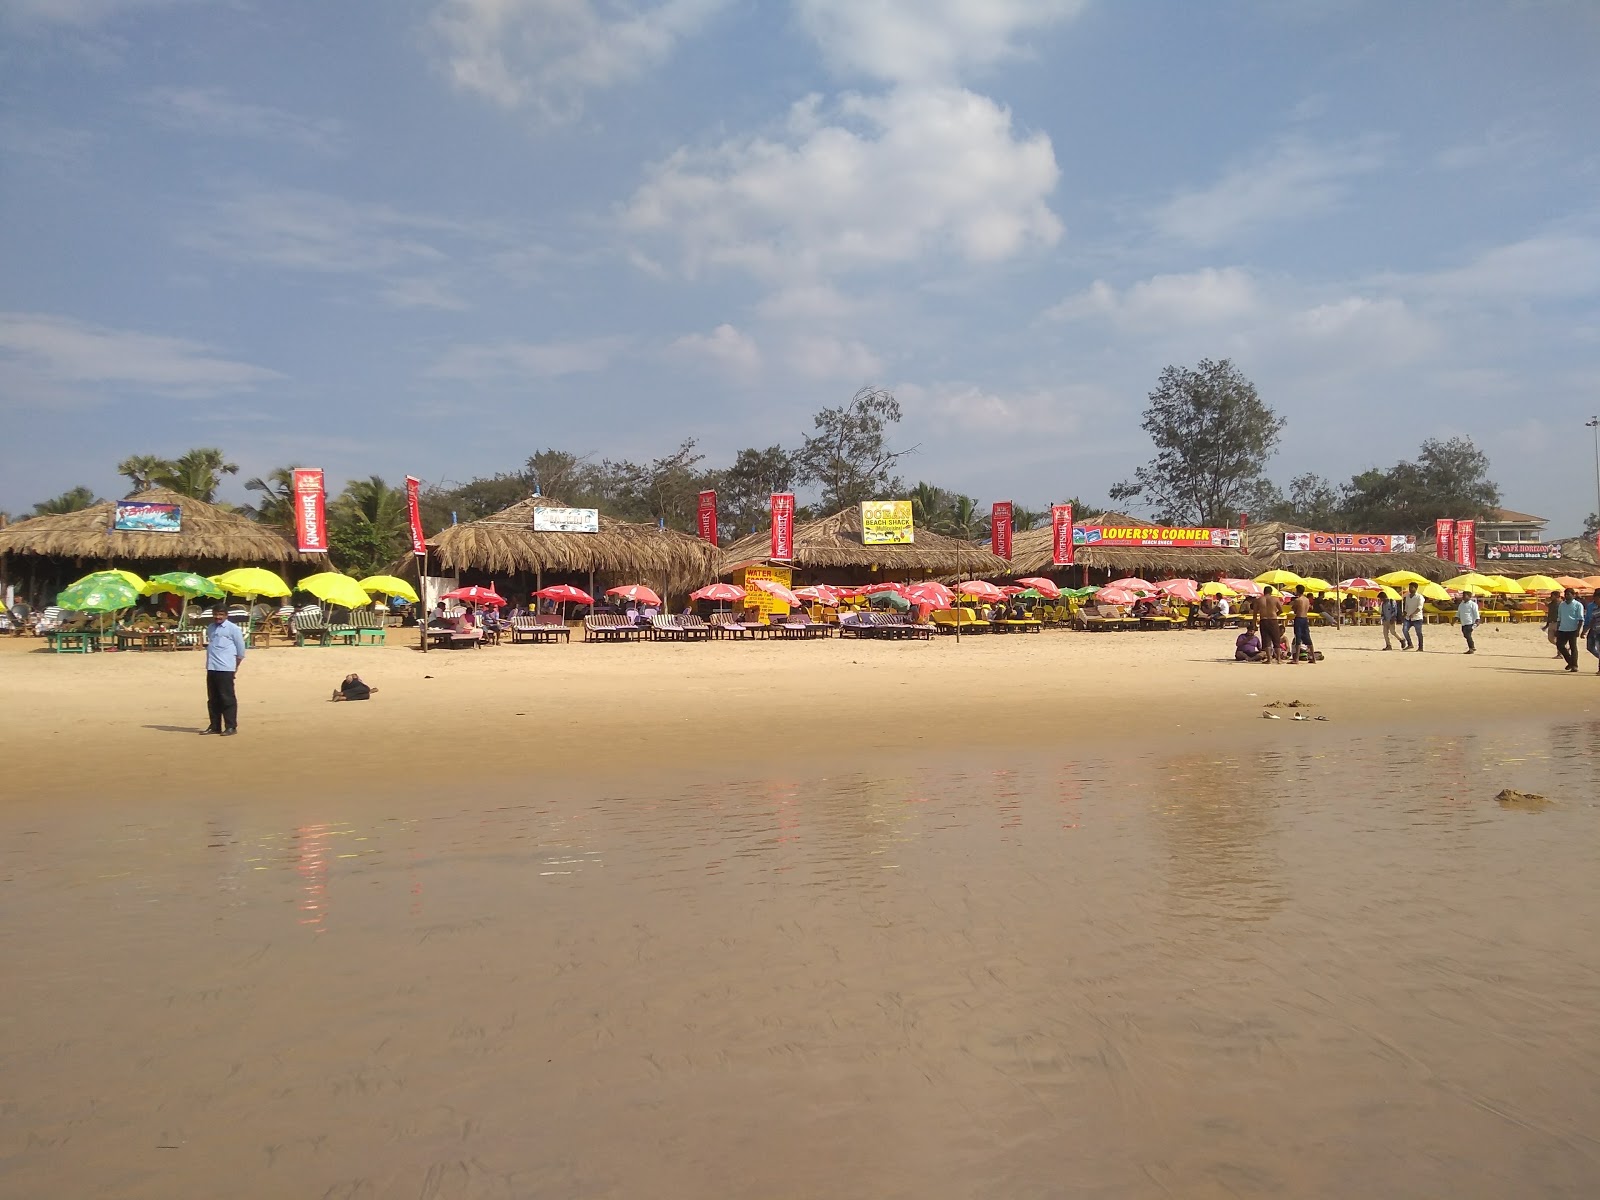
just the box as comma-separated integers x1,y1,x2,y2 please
328,475,409,574
32,486,99,515
242,465,301,527
116,454,172,493
155,447,239,502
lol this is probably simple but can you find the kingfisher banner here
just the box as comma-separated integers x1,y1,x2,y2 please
405,476,426,556
770,493,795,560
990,501,1013,561
1072,524,1243,549
697,490,718,546
1281,531,1417,554
1454,519,1477,569
292,468,328,554
1434,519,1455,562
1483,542,1562,561
860,499,914,545
1051,504,1074,566
112,501,181,533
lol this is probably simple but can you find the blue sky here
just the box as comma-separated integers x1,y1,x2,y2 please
2,0,1598,532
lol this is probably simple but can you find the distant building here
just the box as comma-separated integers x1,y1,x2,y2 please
1478,508,1548,545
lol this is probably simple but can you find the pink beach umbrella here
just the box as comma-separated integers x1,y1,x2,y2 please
1094,586,1140,605
534,583,594,620
606,584,661,606
441,585,506,607
1220,577,1264,597
957,580,1004,602
792,585,841,605
1157,578,1201,603
690,583,746,603
1106,577,1157,593
749,577,802,607
1015,576,1062,599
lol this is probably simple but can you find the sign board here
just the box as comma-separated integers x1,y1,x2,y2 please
1281,532,1417,554
990,501,1013,561
533,506,599,533
770,493,795,560
1434,519,1455,562
113,501,181,533
734,564,792,618
697,490,718,546
1051,504,1074,565
860,500,914,545
1453,519,1476,569
292,468,328,554
1482,542,1562,560
405,476,426,555
1073,524,1242,549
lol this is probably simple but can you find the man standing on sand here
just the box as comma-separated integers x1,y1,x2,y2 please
1457,591,1480,654
1402,581,1425,652
1553,587,1584,673
201,608,247,735
1253,585,1284,663
1380,591,1403,650
1289,585,1315,664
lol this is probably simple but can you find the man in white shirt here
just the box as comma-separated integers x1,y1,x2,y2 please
1456,593,1480,654
1401,582,1426,651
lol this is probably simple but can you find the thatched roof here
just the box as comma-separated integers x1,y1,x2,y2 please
429,495,720,594
721,507,1012,577
0,487,316,564
1250,519,1478,582
1008,514,1260,577
1557,537,1597,567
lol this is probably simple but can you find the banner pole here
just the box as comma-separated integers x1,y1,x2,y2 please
420,545,428,654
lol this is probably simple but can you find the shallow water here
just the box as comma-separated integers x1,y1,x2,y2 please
3,719,1598,1198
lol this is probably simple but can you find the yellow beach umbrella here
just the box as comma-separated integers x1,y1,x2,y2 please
210,567,292,599
1482,575,1524,594
297,572,374,610
1442,572,1495,591
1198,581,1240,597
71,568,147,593
1417,582,1451,601
1298,577,1333,592
1254,569,1305,587
1451,582,1492,596
358,574,420,603
1377,569,1431,587
1512,574,1563,594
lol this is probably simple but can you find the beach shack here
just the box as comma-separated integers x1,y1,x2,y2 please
1008,512,1260,585
1248,520,1462,582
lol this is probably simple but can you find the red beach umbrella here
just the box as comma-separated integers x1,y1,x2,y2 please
1015,577,1062,599
606,584,661,606
690,583,746,602
1221,577,1264,597
957,580,1004,601
862,581,906,595
1095,586,1140,605
534,584,594,605
792,585,841,605
1106,577,1157,592
441,585,506,607
749,577,801,606
904,582,953,610
1157,578,1201,603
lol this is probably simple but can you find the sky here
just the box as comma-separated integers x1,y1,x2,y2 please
2,0,1598,533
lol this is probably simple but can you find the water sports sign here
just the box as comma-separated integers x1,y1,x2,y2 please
1281,532,1418,554
112,501,181,533
860,500,914,545
1073,525,1243,549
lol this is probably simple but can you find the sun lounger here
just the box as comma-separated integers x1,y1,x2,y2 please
349,608,387,645
650,614,710,642
778,612,831,639
292,610,332,647
511,614,570,643
584,613,644,642
710,613,748,639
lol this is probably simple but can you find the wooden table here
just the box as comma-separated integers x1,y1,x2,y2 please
48,630,95,653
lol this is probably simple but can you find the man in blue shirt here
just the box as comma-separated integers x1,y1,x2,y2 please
202,609,248,734
1553,588,1585,673
1586,589,1600,675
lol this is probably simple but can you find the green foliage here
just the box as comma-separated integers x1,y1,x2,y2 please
909,482,984,536
116,454,169,493
153,447,239,502
1583,512,1599,539
33,485,99,515
1110,359,1284,526
328,475,410,574
716,445,797,538
794,387,915,513
241,465,300,528
1340,437,1500,533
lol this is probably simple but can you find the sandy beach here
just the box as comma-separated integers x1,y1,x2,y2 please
1,620,1594,807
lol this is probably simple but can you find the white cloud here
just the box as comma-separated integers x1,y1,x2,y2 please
626,86,1061,280
794,0,1087,85
1279,295,1441,366
377,277,471,311
141,87,343,154
1152,136,1384,246
783,334,882,381
1048,268,1261,327
896,379,1091,436
0,311,280,403
426,337,624,381
670,323,762,378
430,0,729,122
1,0,193,28
1411,234,1600,302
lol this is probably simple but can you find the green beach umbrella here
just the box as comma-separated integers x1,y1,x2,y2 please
68,569,147,594
145,571,226,600
57,576,141,613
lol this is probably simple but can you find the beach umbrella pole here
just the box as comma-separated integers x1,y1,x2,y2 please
420,546,429,654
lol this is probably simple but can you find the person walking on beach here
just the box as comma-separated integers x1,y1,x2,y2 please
1553,588,1585,672
1380,591,1403,650
201,608,247,736
1585,589,1600,675
1289,585,1315,665
1253,585,1284,663
1402,581,1425,652
1544,593,1563,658
1457,591,1480,655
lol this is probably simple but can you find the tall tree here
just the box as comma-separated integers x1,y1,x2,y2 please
155,447,239,502
32,486,99,515
328,475,409,574
717,445,797,537
1010,504,1047,533
1269,472,1345,528
242,465,300,528
1109,359,1284,525
1340,437,1501,533
794,387,915,513
1582,512,1599,540
117,454,171,493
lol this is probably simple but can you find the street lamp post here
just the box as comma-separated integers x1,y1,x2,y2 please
1588,417,1600,541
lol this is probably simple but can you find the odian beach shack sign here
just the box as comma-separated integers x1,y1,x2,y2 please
1281,531,1417,554
860,500,914,545
532,507,599,533
1074,524,1243,549
112,501,181,533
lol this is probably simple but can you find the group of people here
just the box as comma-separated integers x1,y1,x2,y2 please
1549,587,1600,674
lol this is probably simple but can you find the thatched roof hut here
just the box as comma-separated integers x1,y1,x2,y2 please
1250,519,1466,581
1008,513,1260,579
428,495,720,596
0,487,316,568
721,507,1012,579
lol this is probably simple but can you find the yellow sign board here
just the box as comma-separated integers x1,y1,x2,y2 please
734,564,792,617
861,500,914,545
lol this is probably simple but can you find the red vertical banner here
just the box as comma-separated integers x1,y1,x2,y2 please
405,475,426,555
697,489,718,546
1454,519,1476,568
770,493,795,560
1434,518,1455,561
292,468,328,554
991,501,1013,561
1239,511,1248,551
1051,504,1074,566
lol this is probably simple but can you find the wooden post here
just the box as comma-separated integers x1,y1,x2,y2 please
419,546,428,653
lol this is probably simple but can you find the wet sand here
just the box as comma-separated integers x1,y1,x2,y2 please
3,627,1599,1197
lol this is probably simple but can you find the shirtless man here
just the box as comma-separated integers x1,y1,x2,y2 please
1289,584,1315,665
1252,585,1284,663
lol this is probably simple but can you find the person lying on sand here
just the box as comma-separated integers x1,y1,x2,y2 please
331,674,378,702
